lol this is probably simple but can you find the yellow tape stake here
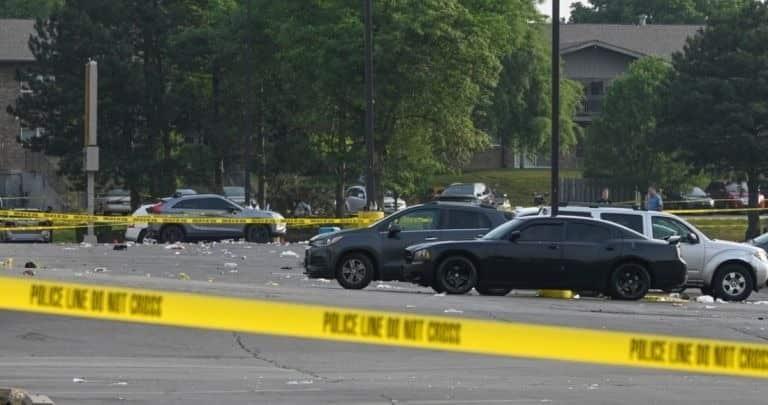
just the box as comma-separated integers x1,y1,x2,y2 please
1,275,768,379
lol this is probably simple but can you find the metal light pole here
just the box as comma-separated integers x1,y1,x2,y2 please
550,1,560,217
364,0,376,210
84,60,99,243
244,0,254,208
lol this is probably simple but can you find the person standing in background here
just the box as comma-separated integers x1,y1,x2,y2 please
597,188,612,204
646,186,663,211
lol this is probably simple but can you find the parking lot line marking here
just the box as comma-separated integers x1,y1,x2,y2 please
2,274,768,379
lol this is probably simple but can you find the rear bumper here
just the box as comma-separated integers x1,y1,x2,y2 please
1,230,51,243
749,256,768,289
651,259,687,290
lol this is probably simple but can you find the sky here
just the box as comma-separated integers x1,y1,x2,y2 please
536,0,578,20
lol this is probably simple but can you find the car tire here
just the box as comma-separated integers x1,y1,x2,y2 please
434,256,477,295
160,225,185,244
608,262,650,301
245,225,271,243
136,230,147,244
336,253,374,290
475,285,512,296
711,264,753,302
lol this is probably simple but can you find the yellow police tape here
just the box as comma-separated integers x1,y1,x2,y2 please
0,223,132,232
1,275,768,379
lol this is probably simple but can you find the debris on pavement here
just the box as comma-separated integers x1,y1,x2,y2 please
705,305,717,309
223,262,238,270
715,298,729,304
1,258,13,268
93,267,107,273
80,242,93,248
280,250,300,258
433,292,447,297
113,244,128,251
178,272,191,280
753,301,768,305
266,281,280,286
72,377,87,383
286,379,314,385
24,261,37,269
444,308,463,314
695,295,715,303
165,243,185,250
110,381,128,386
280,266,293,270
22,269,35,276
376,284,397,289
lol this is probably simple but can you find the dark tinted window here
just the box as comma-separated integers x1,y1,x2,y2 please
519,223,562,242
172,199,204,209
559,211,593,218
565,222,611,242
203,198,237,211
446,210,491,229
600,213,643,234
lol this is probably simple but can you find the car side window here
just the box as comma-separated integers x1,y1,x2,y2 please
172,199,204,209
203,198,237,211
651,216,691,240
518,223,563,242
600,213,644,234
559,211,593,218
392,209,440,231
446,210,491,229
565,223,611,242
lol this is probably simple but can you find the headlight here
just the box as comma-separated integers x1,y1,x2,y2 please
313,235,343,247
413,249,431,262
755,249,767,262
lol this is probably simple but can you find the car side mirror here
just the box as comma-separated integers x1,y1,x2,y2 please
687,232,699,244
508,231,521,242
667,235,681,245
388,223,402,238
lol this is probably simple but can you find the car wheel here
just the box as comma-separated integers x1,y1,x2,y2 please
245,225,271,243
435,256,477,295
160,225,185,244
336,253,374,290
137,230,147,244
475,285,512,296
712,264,753,302
608,263,650,300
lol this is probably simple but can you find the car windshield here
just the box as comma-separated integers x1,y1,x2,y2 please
482,219,522,240
753,233,768,244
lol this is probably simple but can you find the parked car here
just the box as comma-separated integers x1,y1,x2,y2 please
124,204,154,243
664,187,715,210
0,209,53,243
403,216,686,300
344,185,407,214
435,183,495,206
146,194,286,243
223,186,246,206
98,188,131,215
706,181,765,208
537,205,768,301
304,201,513,289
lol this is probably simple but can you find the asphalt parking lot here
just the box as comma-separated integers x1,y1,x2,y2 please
2,241,768,404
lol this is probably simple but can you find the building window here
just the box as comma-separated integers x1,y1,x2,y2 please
589,81,604,96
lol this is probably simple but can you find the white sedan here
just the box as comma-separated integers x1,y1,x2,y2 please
124,204,154,243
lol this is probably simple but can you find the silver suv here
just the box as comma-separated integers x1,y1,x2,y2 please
540,206,768,301
147,194,286,243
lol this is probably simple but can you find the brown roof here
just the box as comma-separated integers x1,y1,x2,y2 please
559,24,703,59
0,19,35,62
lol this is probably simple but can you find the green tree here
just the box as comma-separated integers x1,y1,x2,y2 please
659,0,768,238
0,0,62,18
569,0,749,24
480,26,583,168
583,57,693,191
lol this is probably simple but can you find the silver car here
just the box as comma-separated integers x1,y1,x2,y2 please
147,194,286,243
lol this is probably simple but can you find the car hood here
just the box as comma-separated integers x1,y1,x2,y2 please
406,239,492,252
309,227,369,243
708,239,761,254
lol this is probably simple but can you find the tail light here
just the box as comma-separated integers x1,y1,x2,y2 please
149,203,164,214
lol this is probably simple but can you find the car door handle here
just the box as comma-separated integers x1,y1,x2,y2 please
425,237,438,241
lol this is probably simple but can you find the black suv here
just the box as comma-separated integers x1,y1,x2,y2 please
304,202,512,289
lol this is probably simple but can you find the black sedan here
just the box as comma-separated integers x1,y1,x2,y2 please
403,216,686,300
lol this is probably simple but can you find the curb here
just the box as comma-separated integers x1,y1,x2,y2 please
0,388,54,405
